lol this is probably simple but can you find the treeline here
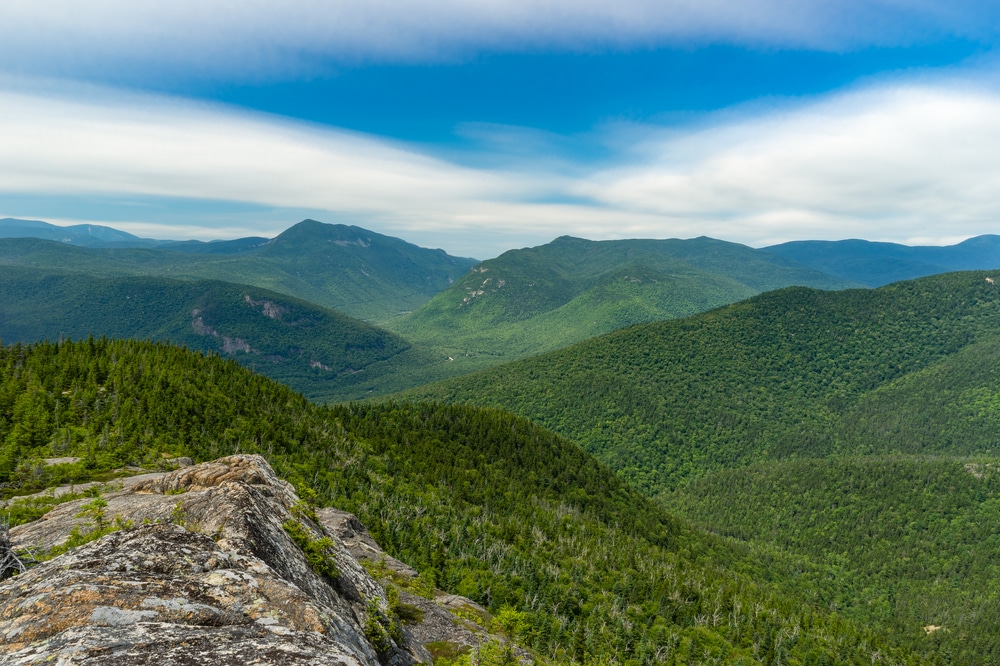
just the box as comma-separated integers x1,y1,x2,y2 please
0,266,411,401
0,338,928,665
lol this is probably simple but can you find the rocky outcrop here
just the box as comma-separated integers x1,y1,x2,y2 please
0,455,431,665
315,509,523,661
318,509,418,578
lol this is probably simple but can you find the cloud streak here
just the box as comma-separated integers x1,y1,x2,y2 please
1,1,998,82
4,74,1000,256
584,81,1000,245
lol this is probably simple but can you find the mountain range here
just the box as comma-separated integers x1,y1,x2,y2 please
0,220,855,400
399,270,1000,661
12,218,1000,400
764,235,1000,286
0,218,476,323
0,217,171,248
0,338,936,664
4,217,1000,662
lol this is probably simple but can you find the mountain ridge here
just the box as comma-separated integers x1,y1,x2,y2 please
0,220,477,322
388,234,857,364
0,266,410,400
764,235,1000,286
0,217,169,248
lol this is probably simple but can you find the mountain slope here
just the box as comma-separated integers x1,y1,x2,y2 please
0,220,477,322
397,270,1000,662
401,272,1000,492
0,217,167,248
0,338,929,665
389,235,857,361
253,220,477,320
764,235,1000,287
820,333,1000,456
668,455,1000,663
0,266,410,400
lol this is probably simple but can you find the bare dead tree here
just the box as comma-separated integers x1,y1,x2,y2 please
0,516,28,580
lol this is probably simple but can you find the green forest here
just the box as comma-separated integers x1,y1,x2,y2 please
396,270,1000,661
0,338,936,665
5,220,1000,664
670,456,1000,662
402,272,1000,491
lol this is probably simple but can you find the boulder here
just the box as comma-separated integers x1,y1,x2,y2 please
1,454,430,665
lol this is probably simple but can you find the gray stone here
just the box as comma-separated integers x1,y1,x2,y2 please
1,455,427,665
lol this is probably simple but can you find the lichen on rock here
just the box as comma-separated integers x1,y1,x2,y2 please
1,455,430,665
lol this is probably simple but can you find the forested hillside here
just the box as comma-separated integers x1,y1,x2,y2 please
398,270,1000,662
402,272,1000,491
669,456,1000,663
0,220,476,322
390,235,855,361
0,338,930,665
0,266,410,400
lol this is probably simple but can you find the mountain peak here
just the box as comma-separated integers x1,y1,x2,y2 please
269,219,373,245
0,218,155,248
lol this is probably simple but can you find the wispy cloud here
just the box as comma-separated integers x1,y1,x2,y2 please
582,79,1000,246
0,83,521,207
4,72,1000,256
1,1,997,82
0,81,595,254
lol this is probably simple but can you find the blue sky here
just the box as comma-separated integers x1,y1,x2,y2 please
1,1,999,258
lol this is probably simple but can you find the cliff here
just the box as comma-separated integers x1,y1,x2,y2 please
0,455,496,665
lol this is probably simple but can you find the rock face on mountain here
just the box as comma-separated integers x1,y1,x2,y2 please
315,508,502,657
0,455,434,665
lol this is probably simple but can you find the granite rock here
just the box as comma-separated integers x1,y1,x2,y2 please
1,455,430,666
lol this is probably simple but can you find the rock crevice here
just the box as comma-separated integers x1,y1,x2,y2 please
1,455,430,665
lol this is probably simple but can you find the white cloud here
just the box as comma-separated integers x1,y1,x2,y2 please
0,84,524,209
581,82,1000,246
5,76,1000,256
0,1,996,81
0,82,600,255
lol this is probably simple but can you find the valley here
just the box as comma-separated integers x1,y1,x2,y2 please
400,271,1000,662
4,218,1000,663
0,339,933,664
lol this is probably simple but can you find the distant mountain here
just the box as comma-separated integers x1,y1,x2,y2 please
0,218,168,248
400,271,1000,491
389,235,858,360
159,236,270,254
398,270,1000,660
250,220,478,319
764,235,1000,286
0,266,410,400
0,219,477,322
